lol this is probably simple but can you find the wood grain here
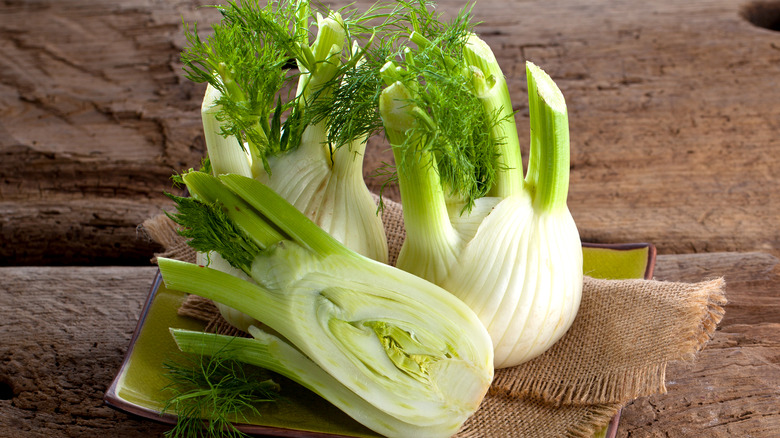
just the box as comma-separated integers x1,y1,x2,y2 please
613,251,780,437
2,0,780,264
0,266,169,437
656,252,780,326
618,323,780,438
0,0,209,265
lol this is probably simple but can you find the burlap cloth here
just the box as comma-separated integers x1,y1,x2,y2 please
140,196,726,438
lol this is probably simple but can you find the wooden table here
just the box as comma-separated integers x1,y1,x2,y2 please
1,0,778,436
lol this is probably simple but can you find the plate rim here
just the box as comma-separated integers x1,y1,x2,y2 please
582,242,657,279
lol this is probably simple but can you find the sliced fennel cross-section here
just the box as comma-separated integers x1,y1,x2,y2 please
159,171,494,438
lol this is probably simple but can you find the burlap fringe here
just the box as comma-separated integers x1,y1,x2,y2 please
489,277,727,407
491,362,668,407
177,294,250,339
563,403,623,438
140,214,197,264
677,277,727,361
455,395,622,438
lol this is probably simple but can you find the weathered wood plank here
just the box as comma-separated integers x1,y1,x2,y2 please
0,266,169,437
0,0,209,265
2,0,780,265
0,197,168,266
614,252,780,437
473,0,780,258
1,252,778,436
618,323,780,438
655,252,780,326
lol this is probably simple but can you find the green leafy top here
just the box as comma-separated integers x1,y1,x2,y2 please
306,1,502,209
182,0,304,166
395,10,506,211
165,192,262,274
181,0,385,173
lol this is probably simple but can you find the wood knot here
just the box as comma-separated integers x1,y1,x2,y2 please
741,1,780,31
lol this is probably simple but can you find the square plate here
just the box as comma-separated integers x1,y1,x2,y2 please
105,242,656,437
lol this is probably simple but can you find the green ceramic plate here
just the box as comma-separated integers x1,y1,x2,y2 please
105,242,656,437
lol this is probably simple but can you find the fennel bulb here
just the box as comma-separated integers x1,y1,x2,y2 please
161,171,494,438
253,11,387,264
183,1,387,329
378,25,583,368
183,0,387,260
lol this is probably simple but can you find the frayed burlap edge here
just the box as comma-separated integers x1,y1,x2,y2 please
682,277,728,359
491,361,669,408
139,214,197,264
563,404,623,438
490,277,727,407
456,393,622,438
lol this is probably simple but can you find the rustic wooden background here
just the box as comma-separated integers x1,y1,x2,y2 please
1,0,778,436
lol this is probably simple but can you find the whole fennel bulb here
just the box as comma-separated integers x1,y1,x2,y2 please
378,29,582,368
183,2,388,331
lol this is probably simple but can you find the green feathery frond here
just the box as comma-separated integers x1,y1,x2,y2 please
161,343,281,438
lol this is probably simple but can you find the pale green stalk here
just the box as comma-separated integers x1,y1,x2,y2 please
198,83,258,332
378,24,512,284
257,11,345,178
525,61,571,212
463,33,523,198
169,328,466,438
184,171,350,259
299,12,346,104
437,62,583,368
288,10,346,160
379,45,582,369
201,84,253,177
184,172,284,251
408,31,523,198
255,10,389,264
379,81,460,284
212,60,272,179
189,3,389,331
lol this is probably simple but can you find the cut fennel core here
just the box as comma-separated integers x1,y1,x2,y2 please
159,171,494,438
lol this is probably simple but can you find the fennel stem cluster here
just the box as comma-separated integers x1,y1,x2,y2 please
375,16,582,368
159,0,584,436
